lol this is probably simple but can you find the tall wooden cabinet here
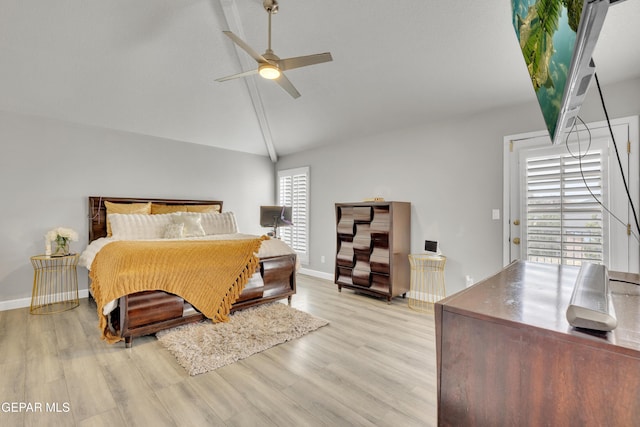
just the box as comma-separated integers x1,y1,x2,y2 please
334,201,410,302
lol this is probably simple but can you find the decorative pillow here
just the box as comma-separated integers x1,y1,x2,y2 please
186,204,221,213
199,212,238,235
104,201,151,236
109,213,174,240
151,204,188,214
163,223,184,239
172,213,206,237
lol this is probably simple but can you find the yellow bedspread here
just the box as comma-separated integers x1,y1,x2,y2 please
90,237,266,343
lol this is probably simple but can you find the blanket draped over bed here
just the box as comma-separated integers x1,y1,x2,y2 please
90,237,266,343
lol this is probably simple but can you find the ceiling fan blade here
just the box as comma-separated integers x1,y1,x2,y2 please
274,73,301,99
278,52,333,71
215,69,259,82
223,31,267,64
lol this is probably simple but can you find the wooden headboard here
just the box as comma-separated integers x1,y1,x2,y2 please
88,196,223,243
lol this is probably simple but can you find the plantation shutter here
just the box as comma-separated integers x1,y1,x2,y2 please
525,150,604,266
278,167,309,264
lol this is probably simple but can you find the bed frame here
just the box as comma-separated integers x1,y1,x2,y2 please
87,196,297,347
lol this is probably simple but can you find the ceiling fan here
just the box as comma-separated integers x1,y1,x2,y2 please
215,0,332,98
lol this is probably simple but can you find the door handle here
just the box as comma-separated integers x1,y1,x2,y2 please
513,237,521,245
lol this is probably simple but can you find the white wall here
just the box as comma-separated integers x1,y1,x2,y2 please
1,77,637,307
0,110,275,307
277,77,640,295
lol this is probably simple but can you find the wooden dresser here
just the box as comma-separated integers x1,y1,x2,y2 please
435,260,640,426
334,201,410,302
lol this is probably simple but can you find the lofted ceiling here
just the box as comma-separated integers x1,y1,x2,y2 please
1,0,639,161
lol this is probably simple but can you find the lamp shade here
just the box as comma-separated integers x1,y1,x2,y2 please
260,206,292,227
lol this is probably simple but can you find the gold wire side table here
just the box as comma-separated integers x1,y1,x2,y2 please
30,254,80,314
408,254,447,312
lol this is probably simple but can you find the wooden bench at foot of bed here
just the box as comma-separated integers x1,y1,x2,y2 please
105,254,296,348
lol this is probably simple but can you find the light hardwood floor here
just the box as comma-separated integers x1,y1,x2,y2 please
0,274,437,426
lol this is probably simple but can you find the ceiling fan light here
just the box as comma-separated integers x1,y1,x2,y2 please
259,64,281,79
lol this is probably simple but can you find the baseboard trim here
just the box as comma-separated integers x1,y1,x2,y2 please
298,268,334,282
0,289,89,312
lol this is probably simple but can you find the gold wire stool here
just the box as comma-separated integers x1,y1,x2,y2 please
30,254,80,314
408,254,447,312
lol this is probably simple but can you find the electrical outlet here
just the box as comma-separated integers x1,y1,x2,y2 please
320,255,326,263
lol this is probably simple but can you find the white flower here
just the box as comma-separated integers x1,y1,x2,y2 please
45,227,79,242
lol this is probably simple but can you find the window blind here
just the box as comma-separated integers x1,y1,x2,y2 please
525,151,604,266
278,167,309,264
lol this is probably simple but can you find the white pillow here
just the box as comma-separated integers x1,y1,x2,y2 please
172,213,206,237
163,223,184,239
200,212,238,235
108,213,174,240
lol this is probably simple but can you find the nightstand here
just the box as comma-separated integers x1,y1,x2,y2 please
30,254,80,314
408,254,446,312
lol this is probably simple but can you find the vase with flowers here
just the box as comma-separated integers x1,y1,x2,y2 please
45,227,79,257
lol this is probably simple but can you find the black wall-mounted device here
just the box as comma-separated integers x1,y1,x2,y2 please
424,240,438,253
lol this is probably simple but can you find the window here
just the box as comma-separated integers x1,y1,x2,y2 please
524,148,605,265
278,167,309,264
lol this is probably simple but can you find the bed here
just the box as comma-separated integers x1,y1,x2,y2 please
81,196,297,347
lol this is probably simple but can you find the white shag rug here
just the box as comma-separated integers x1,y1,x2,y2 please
156,302,329,375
